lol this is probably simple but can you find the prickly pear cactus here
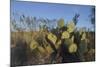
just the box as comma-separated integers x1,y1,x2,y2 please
61,31,70,39
68,43,77,53
47,32,57,44
58,19,65,28
67,21,75,33
30,40,38,50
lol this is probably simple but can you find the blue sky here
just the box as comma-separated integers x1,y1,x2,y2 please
11,1,95,30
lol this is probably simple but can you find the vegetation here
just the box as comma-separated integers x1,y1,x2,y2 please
11,13,95,66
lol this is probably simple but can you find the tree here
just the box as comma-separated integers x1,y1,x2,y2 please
72,13,80,25
90,7,95,28
88,7,95,31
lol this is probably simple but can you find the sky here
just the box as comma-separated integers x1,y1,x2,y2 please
11,0,95,31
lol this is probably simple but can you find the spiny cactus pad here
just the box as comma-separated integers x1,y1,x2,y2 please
68,43,77,53
47,33,57,44
30,40,38,50
61,31,70,39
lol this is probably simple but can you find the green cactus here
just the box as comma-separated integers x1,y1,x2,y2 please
57,19,65,28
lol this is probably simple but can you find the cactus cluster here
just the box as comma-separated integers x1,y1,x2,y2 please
11,17,95,65
25,17,95,64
